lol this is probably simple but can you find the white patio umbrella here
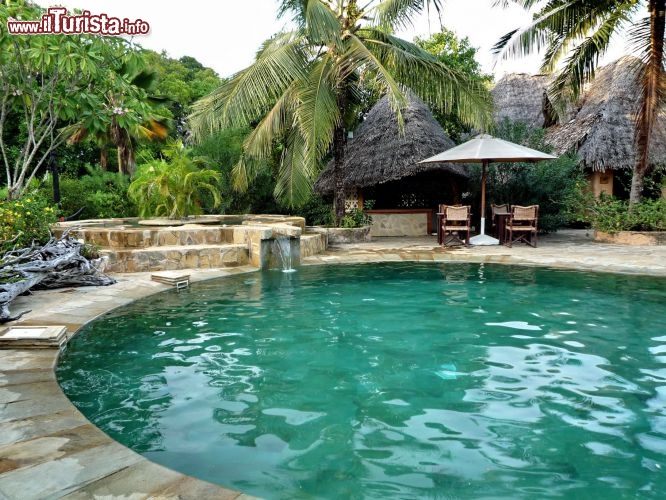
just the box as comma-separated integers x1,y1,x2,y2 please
419,134,557,245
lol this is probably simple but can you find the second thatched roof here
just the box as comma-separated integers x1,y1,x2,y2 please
314,94,467,194
491,73,557,128
544,56,666,171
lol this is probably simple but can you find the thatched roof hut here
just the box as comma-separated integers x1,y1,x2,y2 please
491,73,557,128
544,56,666,172
314,94,468,197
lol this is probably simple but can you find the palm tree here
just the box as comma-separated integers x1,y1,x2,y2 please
492,0,666,205
128,140,222,219
67,66,169,175
189,0,493,224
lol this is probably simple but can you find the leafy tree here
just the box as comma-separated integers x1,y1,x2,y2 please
414,29,494,141
191,126,281,214
128,141,222,219
142,51,221,138
0,2,166,198
189,0,493,225
493,0,666,205
66,58,170,175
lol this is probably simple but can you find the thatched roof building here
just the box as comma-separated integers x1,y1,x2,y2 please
544,56,666,172
491,73,557,128
314,94,468,202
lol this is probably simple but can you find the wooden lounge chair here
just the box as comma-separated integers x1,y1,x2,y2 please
439,204,471,246
505,205,539,247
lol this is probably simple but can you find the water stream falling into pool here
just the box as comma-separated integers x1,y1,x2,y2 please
271,236,296,273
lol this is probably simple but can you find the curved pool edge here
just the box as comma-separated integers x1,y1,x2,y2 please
2,231,666,498
0,266,261,500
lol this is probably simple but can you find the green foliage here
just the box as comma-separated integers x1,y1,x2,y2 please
288,194,334,226
569,191,666,233
142,51,221,138
128,141,222,218
340,201,374,228
470,120,584,233
51,166,136,220
0,2,168,197
190,127,283,214
0,195,58,252
414,29,494,142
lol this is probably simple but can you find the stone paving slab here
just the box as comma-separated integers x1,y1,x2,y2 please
0,266,260,500
0,235,665,499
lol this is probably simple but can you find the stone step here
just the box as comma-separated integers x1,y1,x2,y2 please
101,243,249,273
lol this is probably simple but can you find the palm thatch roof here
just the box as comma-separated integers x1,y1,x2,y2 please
314,94,467,195
544,56,666,171
491,73,557,128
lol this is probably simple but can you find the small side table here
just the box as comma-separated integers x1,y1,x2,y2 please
494,212,510,244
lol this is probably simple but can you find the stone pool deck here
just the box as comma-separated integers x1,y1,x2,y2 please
2,230,666,499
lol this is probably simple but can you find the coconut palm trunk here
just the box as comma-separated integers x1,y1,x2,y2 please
631,0,666,204
333,124,347,224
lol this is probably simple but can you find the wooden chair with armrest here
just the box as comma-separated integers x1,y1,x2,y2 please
439,204,471,246
505,204,539,247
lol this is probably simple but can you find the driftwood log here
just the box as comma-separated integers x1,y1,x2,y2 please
0,233,116,323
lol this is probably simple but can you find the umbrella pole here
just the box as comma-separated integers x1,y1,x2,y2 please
469,160,499,245
479,160,488,235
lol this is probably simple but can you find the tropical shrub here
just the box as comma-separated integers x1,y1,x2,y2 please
0,195,58,252
570,193,666,233
53,165,136,220
340,201,374,228
128,141,222,218
288,194,334,227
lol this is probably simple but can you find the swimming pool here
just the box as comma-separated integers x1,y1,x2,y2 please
57,263,666,499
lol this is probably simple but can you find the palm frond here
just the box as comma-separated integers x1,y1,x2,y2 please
274,130,316,207
374,0,443,32
627,16,656,63
539,2,635,75
189,31,308,140
231,155,267,193
294,55,339,165
358,29,493,130
243,88,296,160
548,4,637,102
304,0,343,49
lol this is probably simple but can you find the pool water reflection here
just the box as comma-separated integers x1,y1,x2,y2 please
57,263,666,499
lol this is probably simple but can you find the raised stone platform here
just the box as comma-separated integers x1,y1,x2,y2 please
0,325,68,348
52,215,313,273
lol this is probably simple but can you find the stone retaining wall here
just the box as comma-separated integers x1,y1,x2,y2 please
594,231,666,245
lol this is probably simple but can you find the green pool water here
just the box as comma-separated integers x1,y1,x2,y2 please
57,263,666,499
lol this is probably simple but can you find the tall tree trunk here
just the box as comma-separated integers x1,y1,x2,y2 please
100,148,109,171
631,0,666,205
116,141,135,175
333,124,346,226
111,121,135,175
333,90,349,226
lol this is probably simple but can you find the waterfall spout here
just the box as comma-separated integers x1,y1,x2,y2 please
272,236,297,273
